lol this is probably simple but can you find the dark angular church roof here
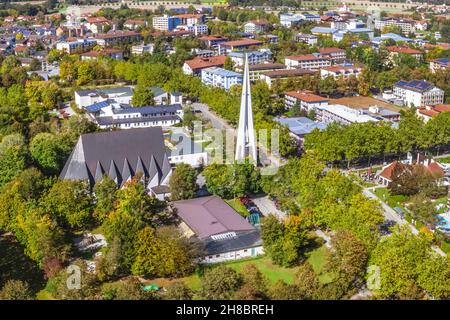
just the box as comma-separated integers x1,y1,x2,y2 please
60,127,171,187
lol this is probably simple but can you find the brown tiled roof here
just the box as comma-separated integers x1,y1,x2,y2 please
220,39,263,47
322,65,361,72
95,31,140,39
199,35,227,41
318,47,345,54
185,55,227,71
86,16,110,24
286,54,329,61
379,161,404,180
386,45,423,55
247,19,269,25
434,104,450,113
249,63,285,71
285,90,328,102
175,13,204,19
264,68,316,79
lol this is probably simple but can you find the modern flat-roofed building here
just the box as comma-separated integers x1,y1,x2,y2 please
152,15,181,31
280,13,303,28
284,90,329,111
199,35,228,49
285,54,331,70
393,80,445,108
201,67,243,91
172,196,263,264
131,43,155,55
75,86,134,108
316,104,380,125
374,18,415,34
274,116,328,141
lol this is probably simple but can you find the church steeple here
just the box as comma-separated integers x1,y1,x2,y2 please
235,54,257,164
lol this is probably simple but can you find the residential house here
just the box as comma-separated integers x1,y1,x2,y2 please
124,19,148,30
429,58,450,73
55,38,97,54
94,31,142,47
279,13,303,28
80,48,123,61
295,33,318,46
417,104,450,122
386,45,424,64
317,47,346,64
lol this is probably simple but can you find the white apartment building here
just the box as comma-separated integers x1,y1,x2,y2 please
320,65,362,80
152,15,181,31
285,54,331,70
244,19,269,34
284,90,329,111
374,18,415,34
393,80,445,108
201,67,243,91
295,33,318,46
175,24,208,36
131,44,154,55
55,39,97,54
316,104,380,125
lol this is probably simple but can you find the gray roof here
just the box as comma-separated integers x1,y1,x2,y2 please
111,104,181,115
274,117,328,136
95,115,181,126
60,127,170,188
202,230,262,255
172,196,256,239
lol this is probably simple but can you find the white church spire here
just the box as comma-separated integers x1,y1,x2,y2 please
235,54,257,164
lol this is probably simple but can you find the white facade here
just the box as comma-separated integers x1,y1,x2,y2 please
279,13,303,28
320,66,362,80
175,24,208,36
201,246,264,264
295,33,318,46
284,92,329,111
201,67,243,91
56,39,96,54
374,19,415,34
244,22,266,34
74,87,133,108
394,85,445,108
285,55,331,70
131,44,154,55
316,104,380,125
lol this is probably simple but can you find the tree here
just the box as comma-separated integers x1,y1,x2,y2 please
169,163,198,201
131,84,155,107
131,226,197,278
200,265,242,300
93,176,118,223
29,133,66,174
0,280,33,300
223,56,234,71
294,262,322,300
234,264,268,300
104,278,152,300
269,280,303,300
408,193,437,225
41,180,93,230
0,134,28,188
163,281,194,300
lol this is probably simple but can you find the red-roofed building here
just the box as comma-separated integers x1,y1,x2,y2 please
175,13,205,25
284,90,329,111
80,48,123,61
320,65,362,79
386,45,424,64
182,56,227,76
285,54,331,70
199,35,228,48
377,154,445,186
218,38,263,55
417,104,450,122
318,47,346,63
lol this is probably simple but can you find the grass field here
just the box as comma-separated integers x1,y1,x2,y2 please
438,156,450,164
373,187,409,211
306,246,334,284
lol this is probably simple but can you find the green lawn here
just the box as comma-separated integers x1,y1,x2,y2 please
373,187,409,211
437,156,450,164
226,198,249,217
306,246,334,285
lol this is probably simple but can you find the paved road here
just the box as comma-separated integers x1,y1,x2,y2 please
192,103,282,167
250,195,286,220
363,187,446,257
